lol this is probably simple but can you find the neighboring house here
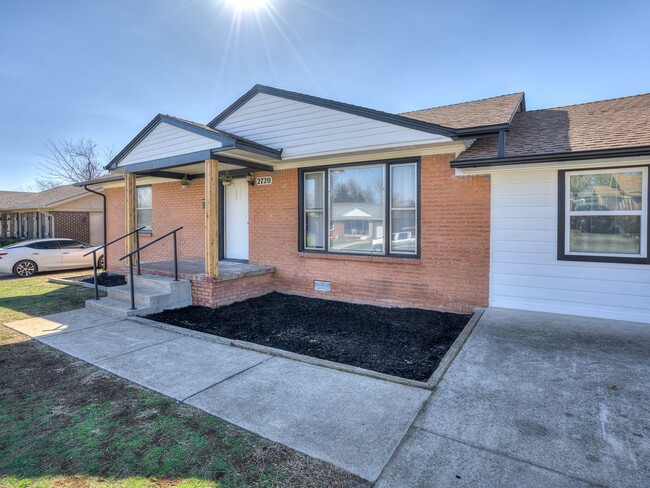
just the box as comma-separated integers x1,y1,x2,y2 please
0,185,104,245
81,85,650,324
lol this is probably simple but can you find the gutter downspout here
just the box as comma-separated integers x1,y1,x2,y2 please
83,185,107,270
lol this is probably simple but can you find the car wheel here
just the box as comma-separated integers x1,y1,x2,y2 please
14,260,38,277
97,255,105,269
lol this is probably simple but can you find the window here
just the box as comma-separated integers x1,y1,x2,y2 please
137,186,153,232
57,240,87,249
27,241,60,250
304,172,325,249
301,159,418,257
559,167,648,263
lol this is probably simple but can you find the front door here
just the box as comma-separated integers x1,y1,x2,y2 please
224,178,249,260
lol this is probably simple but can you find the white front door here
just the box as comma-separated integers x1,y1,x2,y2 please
224,178,249,260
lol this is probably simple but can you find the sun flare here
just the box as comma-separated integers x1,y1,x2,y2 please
226,0,269,12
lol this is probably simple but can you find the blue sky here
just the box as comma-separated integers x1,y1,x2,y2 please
1,0,649,190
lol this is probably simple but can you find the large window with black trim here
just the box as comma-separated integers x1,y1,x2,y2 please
300,159,419,257
558,166,648,264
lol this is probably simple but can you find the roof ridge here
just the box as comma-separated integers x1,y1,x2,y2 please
526,92,650,113
400,92,525,115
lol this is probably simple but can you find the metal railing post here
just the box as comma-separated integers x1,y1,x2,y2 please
173,231,179,281
135,231,141,275
128,255,136,310
119,227,183,287
92,250,99,301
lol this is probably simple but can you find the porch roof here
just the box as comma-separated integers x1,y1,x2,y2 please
105,114,281,177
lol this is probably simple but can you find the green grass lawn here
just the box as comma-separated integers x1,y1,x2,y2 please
0,274,365,488
0,271,101,324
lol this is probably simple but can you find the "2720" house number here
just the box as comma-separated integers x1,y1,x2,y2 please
255,176,272,186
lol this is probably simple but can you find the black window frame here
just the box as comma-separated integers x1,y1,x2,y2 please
298,157,421,259
558,164,650,265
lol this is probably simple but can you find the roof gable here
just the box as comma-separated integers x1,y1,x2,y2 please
400,92,525,132
108,115,234,169
455,92,650,165
210,86,459,160
209,85,458,137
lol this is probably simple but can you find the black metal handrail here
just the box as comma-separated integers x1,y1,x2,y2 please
119,226,183,310
83,226,146,301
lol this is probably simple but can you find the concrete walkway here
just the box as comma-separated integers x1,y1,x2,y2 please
6,307,649,486
376,308,650,487
5,309,430,482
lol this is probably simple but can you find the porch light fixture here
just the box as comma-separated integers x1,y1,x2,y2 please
246,173,255,186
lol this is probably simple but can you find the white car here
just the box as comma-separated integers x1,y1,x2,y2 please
0,239,104,277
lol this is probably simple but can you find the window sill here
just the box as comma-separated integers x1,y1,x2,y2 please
558,254,649,265
298,251,421,265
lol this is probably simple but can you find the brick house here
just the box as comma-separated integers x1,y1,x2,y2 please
80,86,650,323
0,184,104,244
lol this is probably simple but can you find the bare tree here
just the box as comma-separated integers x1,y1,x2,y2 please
36,138,113,190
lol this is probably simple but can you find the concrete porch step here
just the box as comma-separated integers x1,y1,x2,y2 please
86,273,192,318
108,285,171,309
86,297,156,318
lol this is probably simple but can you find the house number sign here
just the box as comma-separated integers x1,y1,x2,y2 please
256,176,272,185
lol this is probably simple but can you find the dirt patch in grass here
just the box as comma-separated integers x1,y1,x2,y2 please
148,292,471,382
78,272,127,287
0,326,368,488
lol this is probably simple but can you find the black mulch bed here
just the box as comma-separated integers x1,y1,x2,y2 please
79,273,127,287
148,292,471,382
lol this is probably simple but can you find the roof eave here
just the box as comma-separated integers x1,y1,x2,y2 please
74,175,125,187
452,145,650,168
455,123,511,137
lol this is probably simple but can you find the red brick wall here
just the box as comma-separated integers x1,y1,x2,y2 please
249,154,490,313
191,273,275,307
105,181,205,271
104,154,490,313
52,211,90,243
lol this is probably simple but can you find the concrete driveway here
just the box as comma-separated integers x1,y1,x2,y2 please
377,308,650,487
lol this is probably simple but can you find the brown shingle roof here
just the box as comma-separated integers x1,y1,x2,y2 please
0,185,88,211
400,92,525,129
457,93,650,161
0,191,37,211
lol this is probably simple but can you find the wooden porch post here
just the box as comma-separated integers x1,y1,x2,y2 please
205,159,219,277
125,173,137,259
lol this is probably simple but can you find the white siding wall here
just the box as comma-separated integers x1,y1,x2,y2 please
119,122,222,167
216,93,452,159
490,169,650,324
